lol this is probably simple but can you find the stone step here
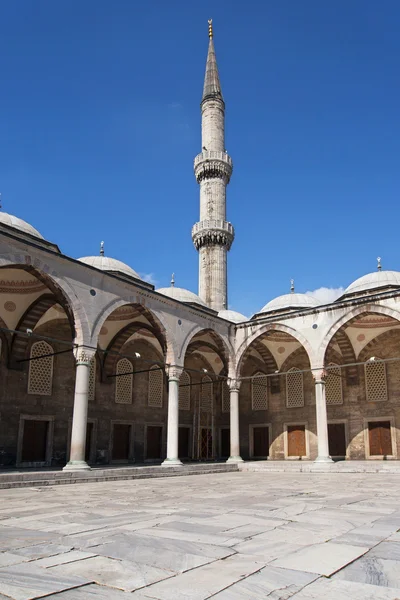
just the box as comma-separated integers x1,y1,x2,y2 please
238,460,400,474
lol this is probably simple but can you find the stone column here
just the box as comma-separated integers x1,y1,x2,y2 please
227,379,243,463
162,366,183,466
314,370,333,463
63,347,95,471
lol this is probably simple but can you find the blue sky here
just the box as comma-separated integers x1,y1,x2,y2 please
1,1,399,316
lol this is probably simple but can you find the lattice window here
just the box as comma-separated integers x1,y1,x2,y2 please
286,367,304,408
252,372,268,410
28,341,54,396
222,380,230,413
326,363,343,405
88,357,96,402
365,359,387,402
201,375,213,412
179,370,190,410
148,365,163,407
115,358,133,404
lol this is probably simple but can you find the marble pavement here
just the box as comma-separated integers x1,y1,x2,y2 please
1,472,400,598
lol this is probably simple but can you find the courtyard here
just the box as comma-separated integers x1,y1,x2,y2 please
0,473,400,599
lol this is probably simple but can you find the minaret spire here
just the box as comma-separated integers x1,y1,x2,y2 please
192,20,234,311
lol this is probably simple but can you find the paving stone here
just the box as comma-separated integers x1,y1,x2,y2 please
333,556,400,588
290,577,400,599
11,543,73,560
34,550,97,568
35,584,133,598
0,553,27,567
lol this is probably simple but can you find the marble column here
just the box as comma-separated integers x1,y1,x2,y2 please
227,379,243,463
162,365,183,466
314,370,333,463
64,347,95,471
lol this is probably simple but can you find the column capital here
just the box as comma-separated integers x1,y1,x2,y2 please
313,368,327,383
227,377,241,392
167,365,184,381
74,346,96,366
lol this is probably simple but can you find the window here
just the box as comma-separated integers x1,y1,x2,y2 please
365,359,387,402
179,370,190,410
222,380,230,413
201,375,213,412
326,363,343,405
252,372,268,410
286,368,304,408
88,357,96,402
148,365,163,407
28,341,53,396
115,358,133,404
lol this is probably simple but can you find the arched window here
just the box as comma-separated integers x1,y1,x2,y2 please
222,380,230,413
88,357,96,402
365,358,387,402
28,341,54,396
286,367,304,408
326,363,343,405
201,375,213,412
148,365,163,407
115,358,133,404
179,370,190,410
252,372,268,410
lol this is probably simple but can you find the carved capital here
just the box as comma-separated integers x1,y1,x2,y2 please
167,365,184,381
313,368,327,383
74,346,96,366
227,378,241,392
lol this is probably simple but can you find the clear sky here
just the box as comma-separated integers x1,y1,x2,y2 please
1,1,399,316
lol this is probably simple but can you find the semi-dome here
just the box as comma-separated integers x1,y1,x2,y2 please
78,243,141,280
0,212,43,239
260,292,319,314
342,269,400,297
156,275,206,306
218,309,247,323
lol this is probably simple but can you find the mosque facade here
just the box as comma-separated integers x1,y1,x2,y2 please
1,23,400,469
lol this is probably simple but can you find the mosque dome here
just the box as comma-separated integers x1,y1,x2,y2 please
342,266,400,298
78,243,141,279
0,212,43,239
218,309,247,323
156,275,206,306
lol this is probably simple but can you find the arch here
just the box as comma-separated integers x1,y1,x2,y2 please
180,326,234,371
0,257,90,346
239,338,280,393
317,304,400,366
359,328,400,362
334,330,359,385
236,323,315,378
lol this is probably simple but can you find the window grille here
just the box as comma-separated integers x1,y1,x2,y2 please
148,365,163,407
115,358,133,404
222,380,230,413
286,367,304,408
179,370,190,410
88,357,96,402
252,372,268,410
365,359,387,402
201,375,213,412
28,340,54,396
326,363,343,405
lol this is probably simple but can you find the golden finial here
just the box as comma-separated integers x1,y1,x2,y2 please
208,19,213,39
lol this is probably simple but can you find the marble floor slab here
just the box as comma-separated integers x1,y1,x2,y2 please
290,577,400,599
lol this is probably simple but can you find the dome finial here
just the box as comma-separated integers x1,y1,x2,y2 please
208,18,213,39
171,273,175,287
290,278,295,293
100,241,104,256
0,193,2,210
377,256,382,271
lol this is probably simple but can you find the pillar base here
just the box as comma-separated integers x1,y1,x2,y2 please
314,456,333,464
161,458,183,467
63,460,91,471
226,456,244,464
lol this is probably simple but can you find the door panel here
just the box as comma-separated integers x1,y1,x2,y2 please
368,421,392,456
112,424,131,461
178,427,190,458
287,425,306,457
253,426,269,458
220,428,230,458
21,420,48,463
328,423,346,457
147,426,162,459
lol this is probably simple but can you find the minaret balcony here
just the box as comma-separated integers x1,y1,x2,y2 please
194,151,233,183
192,219,235,250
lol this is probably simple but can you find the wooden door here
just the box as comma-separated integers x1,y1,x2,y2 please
85,422,94,463
328,423,346,457
368,421,392,456
112,424,131,461
220,428,230,458
253,426,269,458
21,420,48,463
147,426,162,459
201,428,213,459
287,425,306,457
178,427,190,459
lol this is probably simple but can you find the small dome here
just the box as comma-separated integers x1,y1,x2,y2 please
78,255,141,280
343,270,400,297
156,286,206,307
218,309,247,323
260,292,319,314
0,212,43,239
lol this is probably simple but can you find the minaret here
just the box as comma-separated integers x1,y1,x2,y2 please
192,19,234,311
